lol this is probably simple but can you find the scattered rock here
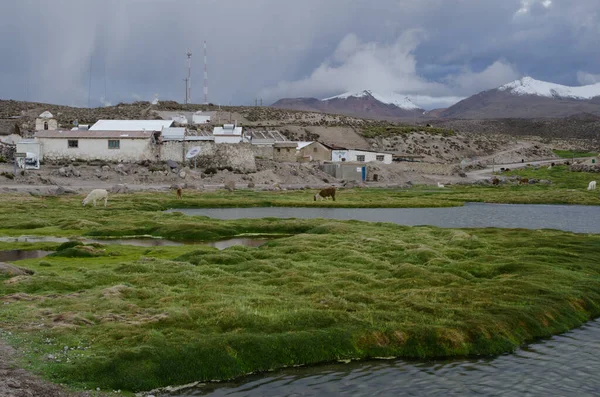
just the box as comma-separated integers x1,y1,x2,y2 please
0,262,34,277
111,184,129,194
179,170,186,179
247,182,255,188
224,180,236,191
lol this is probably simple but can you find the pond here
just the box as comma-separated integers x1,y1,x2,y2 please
165,319,600,396
167,203,600,233
0,236,272,251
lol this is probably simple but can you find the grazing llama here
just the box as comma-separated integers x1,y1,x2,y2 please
314,187,336,201
82,189,108,207
437,182,445,188
492,177,500,186
519,178,529,185
176,187,183,199
588,181,597,191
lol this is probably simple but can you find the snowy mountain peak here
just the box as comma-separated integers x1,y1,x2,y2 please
498,76,600,100
322,90,420,110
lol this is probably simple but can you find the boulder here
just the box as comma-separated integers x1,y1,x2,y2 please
0,262,34,277
224,180,236,192
111,184,129,194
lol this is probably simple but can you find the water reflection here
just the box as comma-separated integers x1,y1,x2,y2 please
166,320,600,397
168,203,600,234
0,250,52,262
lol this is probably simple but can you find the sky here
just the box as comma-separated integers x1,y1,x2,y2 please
1,0,598,109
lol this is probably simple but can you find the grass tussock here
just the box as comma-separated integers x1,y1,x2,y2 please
0,186,599,393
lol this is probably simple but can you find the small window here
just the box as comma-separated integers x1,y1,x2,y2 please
313,147,318,152
44,121,49,130
68,140,78,148
356,155,365,162
277,148,281,152
286,148,290,153
108,140,120,149
376,155,384,161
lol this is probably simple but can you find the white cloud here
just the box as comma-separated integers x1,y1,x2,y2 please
261,34,519,109
577,71,600,85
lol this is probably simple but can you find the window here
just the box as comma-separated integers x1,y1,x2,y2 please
286,148,290,153
277,148,281,152
313,147,318,152
356,155,365,162
108,140,120,149
376,155,384,161
68,140,78,148
44,121,49,130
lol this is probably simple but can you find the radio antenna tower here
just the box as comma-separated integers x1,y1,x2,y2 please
204,41,208,105
184,49,192,104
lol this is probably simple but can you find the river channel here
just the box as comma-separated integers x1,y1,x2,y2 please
165,319,600,397
168,202,600,234
162,203,600,396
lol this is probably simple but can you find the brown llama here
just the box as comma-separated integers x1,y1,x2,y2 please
176,187,183,199
314,187,336,201
519,178,529,185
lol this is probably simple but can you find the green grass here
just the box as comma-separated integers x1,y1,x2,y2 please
500,164,597,190
0,184,600,393
361,125,454,138
552,149,598,158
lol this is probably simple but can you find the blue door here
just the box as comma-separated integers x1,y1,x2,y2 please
361,166,366,181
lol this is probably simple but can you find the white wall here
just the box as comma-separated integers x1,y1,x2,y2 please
332,150,392,164
39,138,155,162
192,115,211,124
35,118,58,131
214,136,242,144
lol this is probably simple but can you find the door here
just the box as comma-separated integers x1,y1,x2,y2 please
361,166,366,181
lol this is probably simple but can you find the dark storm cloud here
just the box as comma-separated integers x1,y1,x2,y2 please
0,0,598,109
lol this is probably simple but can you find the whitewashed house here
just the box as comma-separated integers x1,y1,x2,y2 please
192,111,213,124
35,130,158,162
35,111,58,131
212,123,243,144
331,148,393,164
89,120,173,131
170,114,189,125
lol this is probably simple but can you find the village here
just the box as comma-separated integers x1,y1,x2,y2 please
1,109,405,186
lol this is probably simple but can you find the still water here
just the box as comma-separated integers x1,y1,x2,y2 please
168,203,600,234
166,319,600,397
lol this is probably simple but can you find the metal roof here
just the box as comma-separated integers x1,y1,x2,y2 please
35,130,154,139
161,127,186,140
89,120,173,131
38,111,54,119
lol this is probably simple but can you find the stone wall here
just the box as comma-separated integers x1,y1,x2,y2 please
251,145,274,160
160,141,256,172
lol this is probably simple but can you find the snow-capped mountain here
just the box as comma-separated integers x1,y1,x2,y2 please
322,90,420,110
271,90,424,120
498,77,600,100
438,77,600,119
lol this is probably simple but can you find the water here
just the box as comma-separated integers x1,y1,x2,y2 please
166,319,600,397
0,236,271,250
0,250,53,262
168,203,600,233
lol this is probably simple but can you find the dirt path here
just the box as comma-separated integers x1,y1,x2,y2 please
0,339,102,397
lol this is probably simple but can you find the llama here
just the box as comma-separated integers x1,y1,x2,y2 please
82,189,108,207
588,181,597,191
176,187,183,199
437,182,445,188
314,187,336,201
492,177,500,186
519,178,529,185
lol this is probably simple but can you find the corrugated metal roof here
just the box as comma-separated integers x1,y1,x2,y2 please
90,120,173,131
161,127,186,140
35,130,154,139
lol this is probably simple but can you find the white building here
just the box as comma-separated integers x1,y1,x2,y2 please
192,111,213,124
35,130,158,162
331,148,393,164
170,114,189,125
89,120,173,131
35,111,58,131
212,124,243,144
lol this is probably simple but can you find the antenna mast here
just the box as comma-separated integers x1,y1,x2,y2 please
185,49,192,104
204,40,208,105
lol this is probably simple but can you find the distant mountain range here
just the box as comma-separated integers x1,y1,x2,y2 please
270,77,600,120
271,90,423,120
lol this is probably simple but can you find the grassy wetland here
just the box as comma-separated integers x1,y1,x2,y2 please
1,174,600,394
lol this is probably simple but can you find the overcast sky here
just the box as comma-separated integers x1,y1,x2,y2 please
1,0,598,109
